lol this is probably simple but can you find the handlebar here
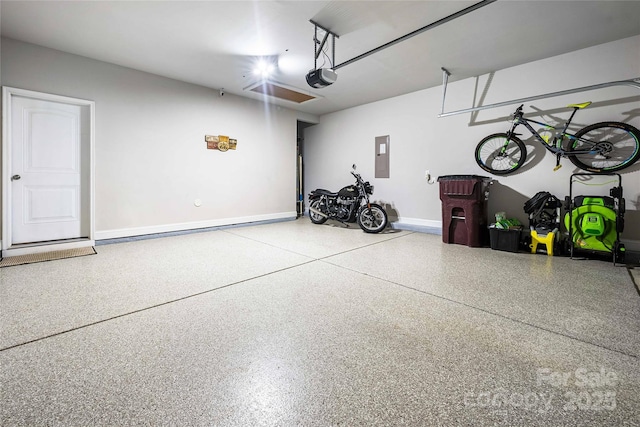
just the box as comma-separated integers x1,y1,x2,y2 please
514,104,524,118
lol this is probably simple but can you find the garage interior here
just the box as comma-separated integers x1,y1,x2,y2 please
1,1,639,426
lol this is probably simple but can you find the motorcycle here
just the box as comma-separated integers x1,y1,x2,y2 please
308,165,388,233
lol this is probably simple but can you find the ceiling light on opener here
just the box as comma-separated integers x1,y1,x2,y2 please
253,59,275,78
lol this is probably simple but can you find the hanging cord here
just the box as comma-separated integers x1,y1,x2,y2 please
524,191,560,230
524,191,559,215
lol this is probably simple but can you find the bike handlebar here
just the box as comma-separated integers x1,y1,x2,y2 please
513,104,524,120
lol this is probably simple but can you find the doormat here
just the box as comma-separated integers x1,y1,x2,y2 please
0,247,97,268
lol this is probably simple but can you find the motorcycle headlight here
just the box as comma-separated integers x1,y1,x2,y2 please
365,182,374,194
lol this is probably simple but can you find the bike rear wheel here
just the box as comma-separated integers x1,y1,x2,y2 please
475,133,526,175
309,199,327,224
568,122,640,173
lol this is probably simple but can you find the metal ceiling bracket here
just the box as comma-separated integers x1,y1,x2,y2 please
439,70,640,117
441,67,451,118
309,20,339,70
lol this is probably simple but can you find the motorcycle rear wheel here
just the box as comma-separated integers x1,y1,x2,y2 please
357,204,388,233
309,199,327,224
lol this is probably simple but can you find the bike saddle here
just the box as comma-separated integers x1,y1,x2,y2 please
567,102,592,109
314,189,339,196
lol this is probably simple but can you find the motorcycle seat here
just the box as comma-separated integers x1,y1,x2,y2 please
313,189,339,197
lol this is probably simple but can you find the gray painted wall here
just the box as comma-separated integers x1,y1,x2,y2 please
1,38,315,239
303,35,640,247
2,36,638,248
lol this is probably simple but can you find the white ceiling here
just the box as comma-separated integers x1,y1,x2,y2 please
2,1,640,116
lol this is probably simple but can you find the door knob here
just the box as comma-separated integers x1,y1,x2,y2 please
11,175,21,181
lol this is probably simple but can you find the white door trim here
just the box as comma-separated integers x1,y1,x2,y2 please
2,86,95,257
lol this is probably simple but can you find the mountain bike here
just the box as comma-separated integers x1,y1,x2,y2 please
474,102,640,175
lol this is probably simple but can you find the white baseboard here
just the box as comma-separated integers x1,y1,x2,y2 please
392,217,443,235
96,210,638,252
95,212,297,241
394,217,442,228
301,210,443,235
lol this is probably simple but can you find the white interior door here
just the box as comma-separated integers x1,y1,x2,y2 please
8,94,91,245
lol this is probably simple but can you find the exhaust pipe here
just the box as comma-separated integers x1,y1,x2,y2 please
309,207,328,218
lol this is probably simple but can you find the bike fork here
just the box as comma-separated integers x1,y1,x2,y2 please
500,133,512,154
503,127,520,153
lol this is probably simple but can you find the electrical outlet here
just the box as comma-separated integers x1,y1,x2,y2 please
426,170,436,185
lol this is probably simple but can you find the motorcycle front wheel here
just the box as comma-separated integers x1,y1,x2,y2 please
309,199,328,224
357,204,388,233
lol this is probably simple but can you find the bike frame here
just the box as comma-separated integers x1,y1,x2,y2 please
508,109,596,156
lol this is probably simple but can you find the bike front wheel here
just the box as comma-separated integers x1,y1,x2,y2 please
357,204,388,233
569,122,640,173
475,133,527,175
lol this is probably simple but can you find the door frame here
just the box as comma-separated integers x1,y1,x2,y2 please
2,86,95,257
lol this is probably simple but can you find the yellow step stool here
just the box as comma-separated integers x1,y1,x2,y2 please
530,230,555,256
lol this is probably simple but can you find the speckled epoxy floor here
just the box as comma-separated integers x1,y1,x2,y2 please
1,219,639,426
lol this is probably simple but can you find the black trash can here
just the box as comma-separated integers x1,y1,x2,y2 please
438,175,491,247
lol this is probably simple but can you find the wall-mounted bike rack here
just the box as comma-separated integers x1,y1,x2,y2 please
438,67,640,118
